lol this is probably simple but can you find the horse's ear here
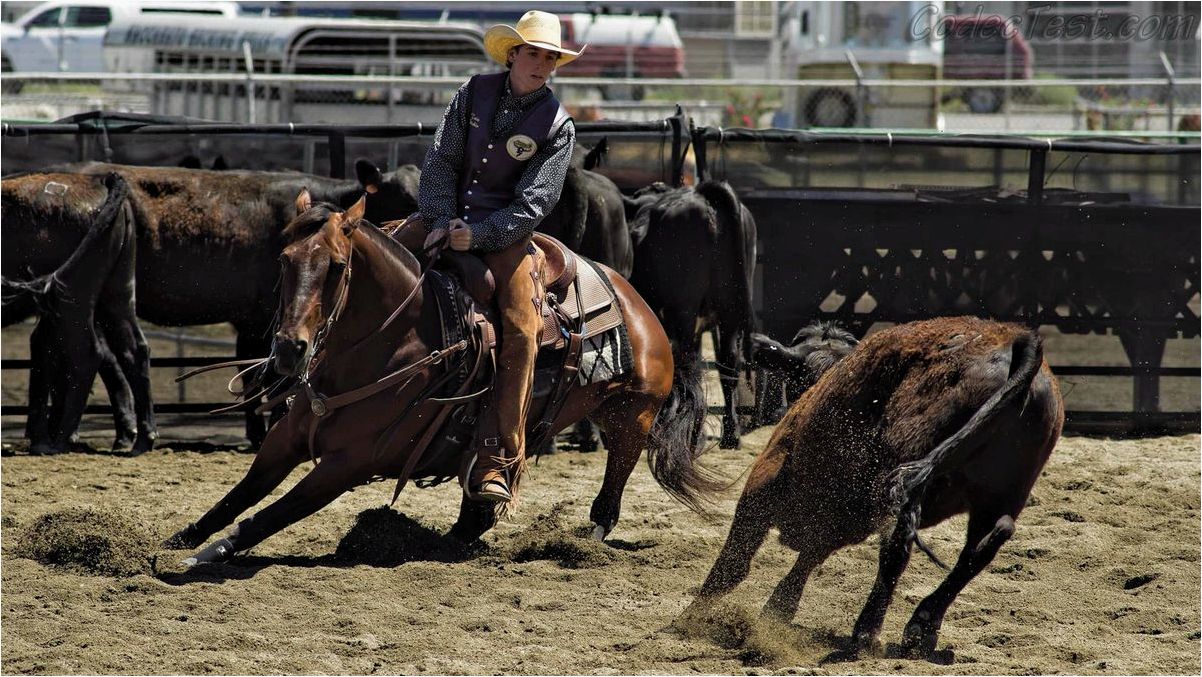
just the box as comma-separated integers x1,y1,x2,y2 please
295,188,312,214
355,159,382,194
342,194,366,234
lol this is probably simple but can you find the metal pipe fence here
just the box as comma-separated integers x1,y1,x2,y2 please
0,115,1197,435
4,73,1200,133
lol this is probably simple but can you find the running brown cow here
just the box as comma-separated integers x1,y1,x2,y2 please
689,316,1064,659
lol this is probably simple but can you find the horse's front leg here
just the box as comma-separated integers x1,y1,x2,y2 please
163,419,306,550
182,450,375,567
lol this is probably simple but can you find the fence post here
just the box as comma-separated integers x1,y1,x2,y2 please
669,106,684,186
845,50,867,127
328,131,346,178
1027,145,1047,206
242,41,256,125
1159,51,1176,132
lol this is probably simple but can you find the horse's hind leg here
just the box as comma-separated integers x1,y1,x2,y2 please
183,452,374,567
164,428,306,550
588,394,661,540
900,510,1015,657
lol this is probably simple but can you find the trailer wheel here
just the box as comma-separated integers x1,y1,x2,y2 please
803,88,856,128
963,87,1003,114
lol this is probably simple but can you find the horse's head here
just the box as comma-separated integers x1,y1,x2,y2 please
272,189,365,376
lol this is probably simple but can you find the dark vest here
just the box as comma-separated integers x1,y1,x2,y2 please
457,72,570,225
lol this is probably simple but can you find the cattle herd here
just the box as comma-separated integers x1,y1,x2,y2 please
1,148,1065,660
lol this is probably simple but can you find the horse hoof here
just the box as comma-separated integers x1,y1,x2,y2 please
111,435,135,453
186,537,235,566
180,557,199,569
718,437,741,450
162,524,203,550
590,524,607,541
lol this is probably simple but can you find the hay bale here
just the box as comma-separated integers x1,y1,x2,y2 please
14,507,154,577
505,501,615,568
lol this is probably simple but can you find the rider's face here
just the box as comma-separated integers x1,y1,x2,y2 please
508,45,559,97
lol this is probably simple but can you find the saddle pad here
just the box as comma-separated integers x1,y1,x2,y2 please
577,323,632,385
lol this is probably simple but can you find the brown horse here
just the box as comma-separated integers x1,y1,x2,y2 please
165,193,717,567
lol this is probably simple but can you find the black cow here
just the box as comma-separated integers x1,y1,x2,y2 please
627,180,757,449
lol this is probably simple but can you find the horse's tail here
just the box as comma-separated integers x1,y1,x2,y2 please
646,356,724,514
695,180,756,369
887,330,1045,516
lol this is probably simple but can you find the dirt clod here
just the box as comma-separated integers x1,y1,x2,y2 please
14,507,154,577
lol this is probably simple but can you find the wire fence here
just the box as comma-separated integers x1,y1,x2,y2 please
3,73,1200,134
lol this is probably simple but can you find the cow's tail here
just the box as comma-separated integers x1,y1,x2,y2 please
1,172,130,325
887,331,1044,517
646,356,724,515
1,276,45,326
695,180,756,370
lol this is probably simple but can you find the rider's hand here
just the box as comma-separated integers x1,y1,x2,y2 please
448,219,472,252
423,227,447,251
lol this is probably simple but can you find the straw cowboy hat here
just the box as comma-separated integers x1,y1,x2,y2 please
484,10,585,67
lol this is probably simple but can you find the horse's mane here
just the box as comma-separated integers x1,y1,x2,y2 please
353,216,420,277
282,201,420,276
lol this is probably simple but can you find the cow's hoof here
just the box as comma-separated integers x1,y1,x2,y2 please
718,434,741,450
127,435,156,457
111,432,136,453
899,623,940,659
162,523,204,550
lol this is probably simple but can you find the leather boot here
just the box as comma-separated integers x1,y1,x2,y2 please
468,238,544,503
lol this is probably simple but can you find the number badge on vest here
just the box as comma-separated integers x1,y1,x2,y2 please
506,134,537,160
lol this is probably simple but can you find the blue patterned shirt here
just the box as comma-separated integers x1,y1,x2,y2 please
418,75,575,252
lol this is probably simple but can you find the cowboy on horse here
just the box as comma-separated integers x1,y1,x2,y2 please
393,11,586,504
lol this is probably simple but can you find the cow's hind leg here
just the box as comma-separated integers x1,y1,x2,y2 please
899,511,1015,657
25,321,55,454
761,543,828,623
164,428,305,550
183,452,374,567
849,500,923,652
714,325,742,449
98,308,156,455
94,337,138,452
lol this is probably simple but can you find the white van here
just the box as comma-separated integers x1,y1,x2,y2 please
1,0,239,74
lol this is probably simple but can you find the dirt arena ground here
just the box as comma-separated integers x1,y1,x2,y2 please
1,420,1198,675
2,321,1199,675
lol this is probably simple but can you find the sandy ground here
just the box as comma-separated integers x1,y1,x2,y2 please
1,421,1198,675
